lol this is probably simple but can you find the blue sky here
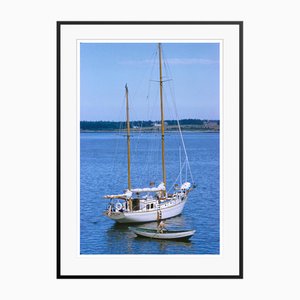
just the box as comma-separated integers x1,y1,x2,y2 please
80,43,219,121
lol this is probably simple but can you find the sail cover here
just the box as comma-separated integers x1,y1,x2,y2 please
180,182,191,190
131,182,165,193
104,190,132,199
104,183,165,199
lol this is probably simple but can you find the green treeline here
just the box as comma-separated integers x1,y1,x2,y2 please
80,119,219,131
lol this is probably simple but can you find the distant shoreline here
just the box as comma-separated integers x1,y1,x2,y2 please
80,119,220,133
80,129,219,133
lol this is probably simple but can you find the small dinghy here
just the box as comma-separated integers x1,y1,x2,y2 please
129,226,196,241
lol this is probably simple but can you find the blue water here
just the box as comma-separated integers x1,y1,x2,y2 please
80,132,219,254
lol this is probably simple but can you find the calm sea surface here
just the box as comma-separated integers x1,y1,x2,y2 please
80,132,219,255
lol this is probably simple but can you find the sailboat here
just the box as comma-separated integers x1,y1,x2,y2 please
103,43,195,224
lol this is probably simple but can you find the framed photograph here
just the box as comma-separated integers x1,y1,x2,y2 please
57,21,243,278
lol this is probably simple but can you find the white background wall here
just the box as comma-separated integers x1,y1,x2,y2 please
0,0,299,299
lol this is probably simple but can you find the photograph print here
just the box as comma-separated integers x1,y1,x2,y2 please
80,42,220,255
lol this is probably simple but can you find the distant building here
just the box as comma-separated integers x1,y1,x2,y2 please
203,120,219,130
153,122,168,127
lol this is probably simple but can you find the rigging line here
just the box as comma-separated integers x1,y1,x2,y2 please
185,156,188,182
162,87,176,184
167,160,187,194
149,85,161,183
147,135,156,185
131,50,158,160
145,89,160,185
153,87,161,184
128,51,158,188
130,49,157,104
146,50,158,119
163,58,194,183
169,84,195,184
159,45,177,186
164,89,182,187
162,49,191,183
179,145,182,186
135,52,157,186
111,94,126,178
129,52,158,177
132,52,158,155
163,58,195,184
129,49,157,121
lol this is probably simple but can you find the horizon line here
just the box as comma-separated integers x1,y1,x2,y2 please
80,118,220,122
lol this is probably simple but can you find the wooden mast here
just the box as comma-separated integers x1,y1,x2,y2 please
125,84,132,211
125,84,131,190
158,43,166,194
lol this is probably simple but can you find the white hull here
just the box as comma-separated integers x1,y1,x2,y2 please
106,199,187,223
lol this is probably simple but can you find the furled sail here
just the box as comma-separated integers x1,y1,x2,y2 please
104,190,132,199
131,182,165,193
104,183,166,199
180,182,191,190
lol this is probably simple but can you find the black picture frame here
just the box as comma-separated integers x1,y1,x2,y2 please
57,21,243,279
